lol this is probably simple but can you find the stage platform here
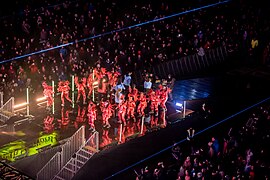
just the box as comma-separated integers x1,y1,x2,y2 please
73,66,270,180
1,64,270,179
0,77,208,178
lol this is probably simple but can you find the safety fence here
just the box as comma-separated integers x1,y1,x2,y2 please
133,45,228,85
0,97,15,123
53,131,99,180
36,125,86,180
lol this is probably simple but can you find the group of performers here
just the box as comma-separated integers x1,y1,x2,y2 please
41,67,172,134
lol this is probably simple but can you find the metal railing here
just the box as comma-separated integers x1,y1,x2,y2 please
0,97,15,123
53,131,99,180
133,45,228,85
36,152,62,180
36,125,86,180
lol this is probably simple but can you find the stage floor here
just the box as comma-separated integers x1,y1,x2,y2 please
1,64,270,178
0,77,206,177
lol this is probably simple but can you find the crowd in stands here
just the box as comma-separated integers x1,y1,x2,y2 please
135,103,270,179
0,0,269,100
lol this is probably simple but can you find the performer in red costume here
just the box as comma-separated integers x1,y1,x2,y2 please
117,100,127,126
112,69,121,88
107,71,113,89
150,91,160,116
75,76,87,104
100,100,113,128
137,92,147,117
155,84,163,97
42,82,54,107
87,101,97,132
126,96,136,121
97,75,108,102
131,84,139,102
128,84,139,103
160,87,171,110
57,80,72,106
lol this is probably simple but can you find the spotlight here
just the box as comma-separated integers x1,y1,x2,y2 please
36,96,46,102
14,102,28,109
175,102,183,107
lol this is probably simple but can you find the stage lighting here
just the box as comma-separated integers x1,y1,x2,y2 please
36,96,46,102
14,102,28,109
175,102,183,107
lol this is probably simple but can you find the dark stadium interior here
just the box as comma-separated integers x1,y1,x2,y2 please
1,0,270,179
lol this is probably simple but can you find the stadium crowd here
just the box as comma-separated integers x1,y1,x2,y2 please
0,0,269,100
134,103,270,179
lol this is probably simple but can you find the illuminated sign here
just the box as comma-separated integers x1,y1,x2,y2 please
0,141,27,162
0,132,58,162
28,132,58,156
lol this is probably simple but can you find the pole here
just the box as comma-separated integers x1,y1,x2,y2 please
183,100,186,119
92,69,95,102
119,123,123,144
95,131,99,151
71,75,75,108
0,92,3,107
163,108,166,127
140,116,145,134
26,88,29,116
82,125,85,146
52,81,55,115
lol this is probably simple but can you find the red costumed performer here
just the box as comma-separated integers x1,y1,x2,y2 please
137,92,147,116
160,87,170,110
127,96,136,121
57,80,72,106
42,82,54,107
87,101,97,132
150,91,160,116
101,100,113,128
117,100,127,126
75,76,87,104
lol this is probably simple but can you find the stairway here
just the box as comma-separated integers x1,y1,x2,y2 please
53,145,98,180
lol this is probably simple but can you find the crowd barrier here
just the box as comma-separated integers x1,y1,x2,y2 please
133,46,228,85
53,131,99,180
36,125,86,180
